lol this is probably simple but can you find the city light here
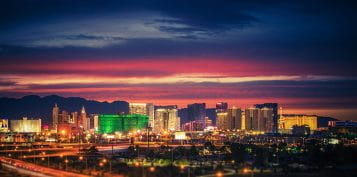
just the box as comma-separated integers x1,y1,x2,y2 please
243,168,249,173
0,1,355,177
149,166,155,172
216,171,224,177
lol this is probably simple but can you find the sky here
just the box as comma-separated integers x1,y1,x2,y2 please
0,0,356,120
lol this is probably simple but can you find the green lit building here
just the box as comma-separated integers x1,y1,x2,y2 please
98,114,148,134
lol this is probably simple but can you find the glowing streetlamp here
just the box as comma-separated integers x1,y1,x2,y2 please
216,171,224,177
65,159,69,171
243,168,249,173
180,165,185,170
149,166,155,172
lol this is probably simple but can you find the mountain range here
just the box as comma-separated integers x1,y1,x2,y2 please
0,95,129,124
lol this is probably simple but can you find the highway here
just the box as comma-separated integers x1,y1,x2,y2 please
0,156,91,177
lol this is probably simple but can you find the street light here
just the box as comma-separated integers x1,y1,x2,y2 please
180,165,185,171
216,171,224,177
243,168,249,173
149,166,155,172
65,159,69,171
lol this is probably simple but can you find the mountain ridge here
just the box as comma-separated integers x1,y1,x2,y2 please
0,95,129,124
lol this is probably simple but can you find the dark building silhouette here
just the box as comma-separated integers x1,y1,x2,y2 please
216,102,228,113
187,103,206,125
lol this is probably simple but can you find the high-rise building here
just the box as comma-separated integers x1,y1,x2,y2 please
129,103,154,128
98,114,148,134
52,104,59,129
241,111,246,130
216,102,228,113
259,107,274,132
245,107,274,132
10,117,41,133
93,115,99,131
216,112,228,130
255,103,278,133
83,117,91,131
245,107,260,131
187,103,206,125
60,110,68,123
69,112,78,124
228,107,243,130
154,105,180,133
79,106,86,129
217,107,242,130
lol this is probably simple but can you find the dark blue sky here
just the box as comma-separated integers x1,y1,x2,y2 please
0,0,356,119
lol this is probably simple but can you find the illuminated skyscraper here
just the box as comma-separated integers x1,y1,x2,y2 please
245,106,275,133
154,105,180,133
187,103,206,126
129,103,154,128
93,115,99,131
61,110,68,123
228,107,243,130
216,112,228,130
255,103,278,133
79,106,86,129
245,107,260,131
217,107,242,130
260,107,274,132
98,114,148,134
52,104,59,129
69,112,78,124
241,111,246,130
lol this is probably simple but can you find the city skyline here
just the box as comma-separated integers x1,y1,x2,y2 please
0,1,356,177
0,0,356,121
0,94,353,121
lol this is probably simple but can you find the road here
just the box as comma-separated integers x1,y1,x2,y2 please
0,156,91,177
